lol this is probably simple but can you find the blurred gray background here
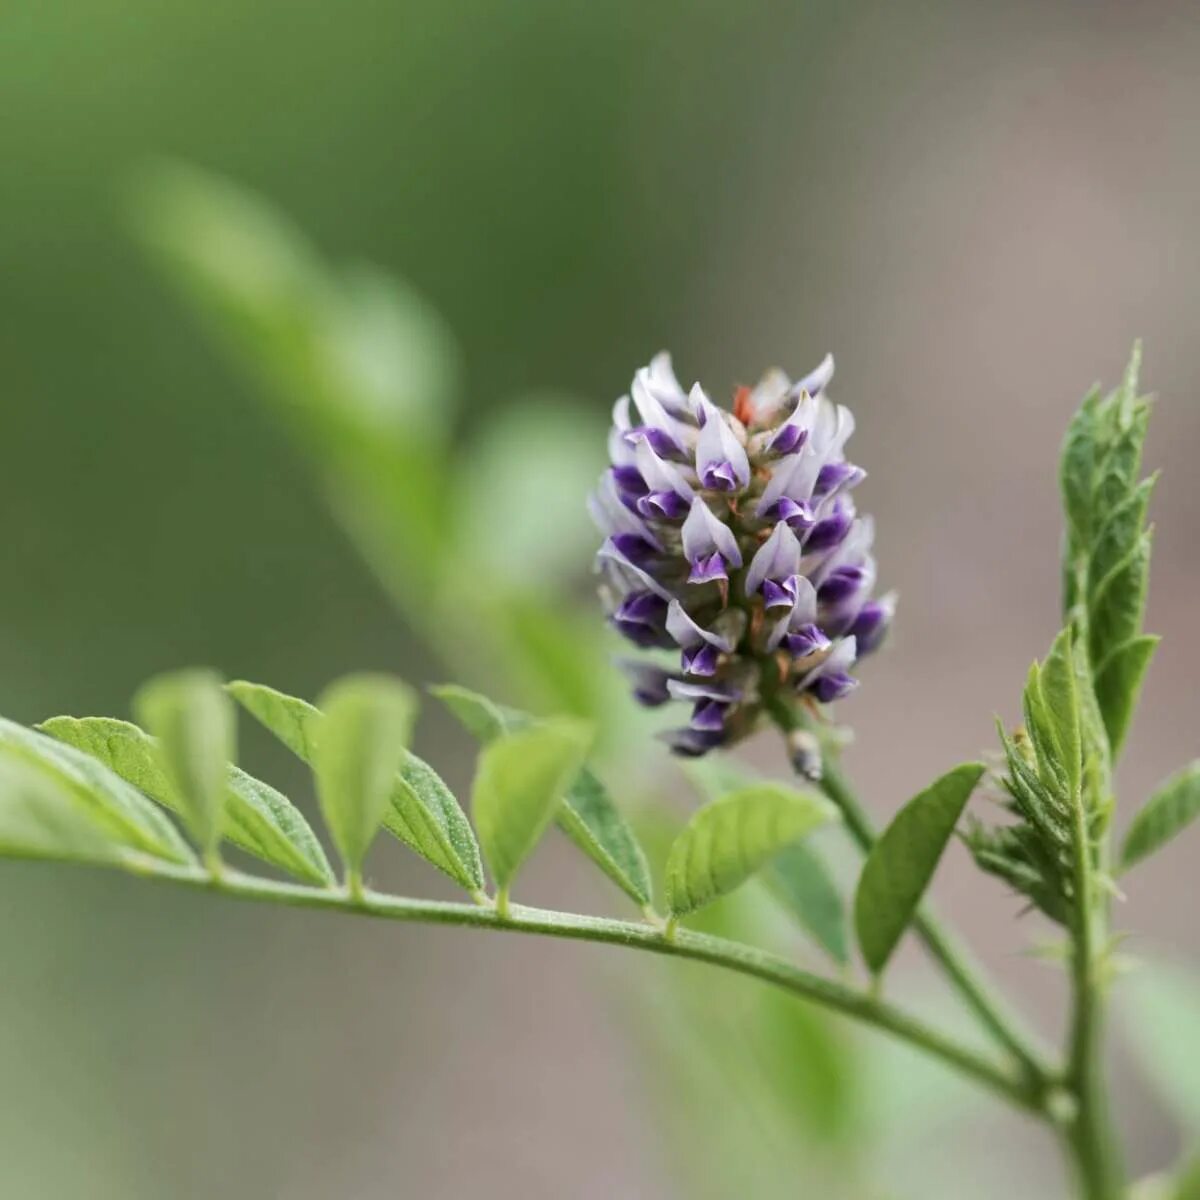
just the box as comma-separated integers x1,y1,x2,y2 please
1,1,1197,1196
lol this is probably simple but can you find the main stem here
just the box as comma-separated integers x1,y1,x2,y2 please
1063,795,1123,1198
764,700,1052,1085
136,858,1043,1113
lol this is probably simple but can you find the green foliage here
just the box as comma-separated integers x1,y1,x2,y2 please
965,630,1110,926
434,683,651,907
665,785,833,919
1060,343,1157,757
0,755,125,867
312,674,417,882
133,669,235,858
686,757,848,962
133,165,618,734
471,720,591,896
1121,763,1200,872
39,716,332,885
230,679,483,893
0,717,194,864
854,764,984,974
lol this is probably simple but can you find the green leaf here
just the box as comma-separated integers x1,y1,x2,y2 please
0,755,125,866
1121,763,1200,872
1060,383,1103,547
382,750,485,895
1089,531,1152,668
133,669,236,856
312,674,416,880
428,683,512,745
766,842,849,964
685,757,848,962
854,763,985,974
227,679,320,760
0,717,194,864
555,767,653,908
665,785,834,919
1038,630,1082,799
433,683,651,906
38,716,333,885
1022,662,1068,796
1089,474,1156,598
229,679,483,892
1093,634,1159,756
471,719,591,893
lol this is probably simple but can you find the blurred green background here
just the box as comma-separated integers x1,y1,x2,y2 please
3,2,1199,1196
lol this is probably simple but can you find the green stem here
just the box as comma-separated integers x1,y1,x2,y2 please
132,857,1042,1113
1063,792,1124,1198
764,699,1053,1085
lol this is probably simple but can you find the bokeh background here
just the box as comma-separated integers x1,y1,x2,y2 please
2,2,1198,1196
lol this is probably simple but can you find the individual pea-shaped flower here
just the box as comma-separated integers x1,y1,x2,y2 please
591,351,894,756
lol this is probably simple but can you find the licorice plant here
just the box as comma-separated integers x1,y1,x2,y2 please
3,177,1195,1197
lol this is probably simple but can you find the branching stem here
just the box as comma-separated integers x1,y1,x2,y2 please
131,857,1045,1114
763,698,1054,1085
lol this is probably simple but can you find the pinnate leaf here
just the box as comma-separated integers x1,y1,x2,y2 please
471,719,591,892
434,683,651,907
0,717,194,864
39,716,332,885
229,679,483,892
133,669,236,856
665,785,834,919
855,763,984,974
312,674,416,879
1121,763,1200,872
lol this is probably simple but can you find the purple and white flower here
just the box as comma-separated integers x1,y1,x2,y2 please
592,351,893,755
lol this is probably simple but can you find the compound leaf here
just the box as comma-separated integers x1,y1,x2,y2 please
855,763,984,974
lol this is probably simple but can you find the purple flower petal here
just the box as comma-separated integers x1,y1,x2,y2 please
691,384,750,492
849,591,896,656
681,497,742,574
745,521,803,599
790,352,835,400
818,564,867,606
624,425,684,459
610,532,659,569
805,499,854,552
613,592,671,647
688,552,728,585
634,439,693,519
814,460,866,498
762,574,801,611
637,490,691,520
690,699,729,733
796,635,858,697
811,671,859,703
784,623,832,659
756,446,823,518
681,642,720,676
666,600,737,653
